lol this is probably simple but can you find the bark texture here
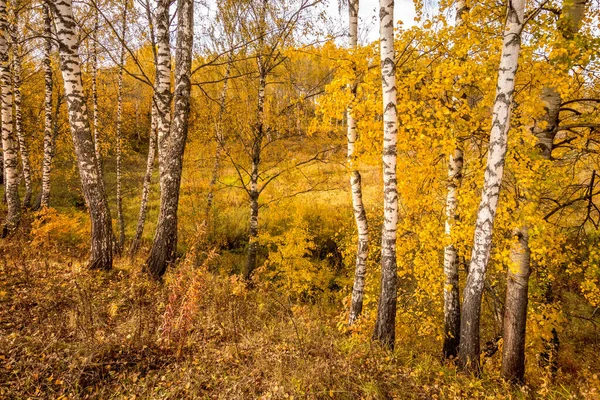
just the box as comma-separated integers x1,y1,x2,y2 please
459,0,525,373
40,4,55,208
130,104,157,257
146,0,193,278
442,0,469,359
501,0,586,382
50,0,114,270
10,9,32,208
206,62,231,221
244,68,266,280
373,0,398,349
501,228,530,381
347,0,370,326
91,10,101,169
115,3,128,253
0,0,20,235
443,147,464,359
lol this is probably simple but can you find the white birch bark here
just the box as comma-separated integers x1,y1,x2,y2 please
40,4,54,209
244,67,266,280
501,0,586,382
130,103,157,257
459,0,526,373
206,62,231,222
347,0,370,326
130,0,158,258
10,7,32,208
442,0,468,359
91,10,101,168
0,0,20,235
373,0,398,349
115,3,128,253
50,0,114,270
146,0,193,278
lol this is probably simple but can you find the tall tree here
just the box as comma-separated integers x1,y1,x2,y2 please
49,0,114,270
91,8,101,168
442,0,468,360
347,0,369,326
459,0,526,373
146,0,194,278
373,0,398,348
40,3,55,209
130,0,158,258
0,0,20,235
501,0,587,382
115,0,129,253
10,1,32,208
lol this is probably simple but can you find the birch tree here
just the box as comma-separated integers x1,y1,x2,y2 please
40,3,55,209
115,0,129,253
130,0,158,258
501,0,587,382
10,2,32,208
442,0,468,360
146,0,194,278
49,0,114,270
373,0,399,348
459,0,526,373
0,0,20,235
346,0,370,326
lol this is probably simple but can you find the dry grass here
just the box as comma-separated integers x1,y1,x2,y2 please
1,233,599,400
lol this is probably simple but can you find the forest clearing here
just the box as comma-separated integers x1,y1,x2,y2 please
1,0,600,398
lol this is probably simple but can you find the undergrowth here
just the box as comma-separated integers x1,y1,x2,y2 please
1,231,599,399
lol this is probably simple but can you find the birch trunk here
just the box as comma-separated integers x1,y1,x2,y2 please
373,0,398,349
50,0,114,270
501,0,586,382
130,103,157,257
91,11,101,168
206,63,231,222
459,0,525,373
443,147,464,358
442,0,469,360
10,13,32,208
40,4,54,209
130,0,158,258
244,69,266,280
347,0,370,326
115,4,128,253
146,0,193,278
0,0,20,235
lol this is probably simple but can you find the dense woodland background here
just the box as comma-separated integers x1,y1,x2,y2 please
1,0,600,398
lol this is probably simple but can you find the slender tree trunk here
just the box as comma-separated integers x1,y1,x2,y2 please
442,0,469,360
115,3,128,253
501,227,530,381
50,0,114,270
443,147,464,358
373,0,398,349
459,0,525,373
91,10,101,168
501,0,586,382
130,103,157,257
206,62,231,222
0,0,20,235
244,69,266,280
40,4,54,209
146,0,193,278
10,12,32,208
347,0,369,326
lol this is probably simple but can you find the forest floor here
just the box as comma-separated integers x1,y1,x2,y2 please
1,150,600,398
1,234,599,399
